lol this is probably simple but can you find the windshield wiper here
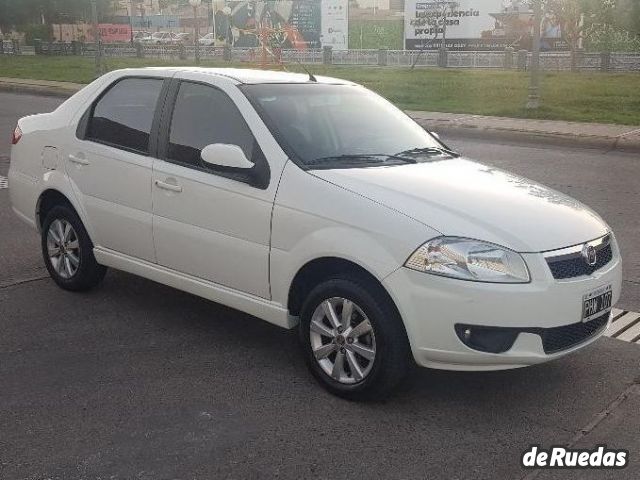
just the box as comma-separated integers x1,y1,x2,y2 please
306,154,417,167
395,147,460,158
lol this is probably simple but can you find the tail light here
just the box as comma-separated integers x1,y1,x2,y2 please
11,125,23,145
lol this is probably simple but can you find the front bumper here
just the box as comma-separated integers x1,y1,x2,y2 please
383,241,623,371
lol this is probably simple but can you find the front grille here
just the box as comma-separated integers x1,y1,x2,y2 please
540,313,609,354
545,235,613,280
547,244,613,279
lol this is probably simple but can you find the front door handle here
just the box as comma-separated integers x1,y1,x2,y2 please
68,154,90,166
155,179,183,193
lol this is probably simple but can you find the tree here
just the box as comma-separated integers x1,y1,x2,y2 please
0,0,111,37
582,0,640,52
542,0,589,69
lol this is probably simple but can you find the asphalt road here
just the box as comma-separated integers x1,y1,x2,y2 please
1,92,639,480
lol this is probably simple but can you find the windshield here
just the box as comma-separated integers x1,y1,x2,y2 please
241,84,447,169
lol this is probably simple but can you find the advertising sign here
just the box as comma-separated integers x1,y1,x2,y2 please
98,24,133,43
221,0,322,49
321,0,348,50
52,23,132,43
404,0,507,50
214,0,348,50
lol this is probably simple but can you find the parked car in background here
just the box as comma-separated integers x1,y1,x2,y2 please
199,33,216,46
142,32,177,45
8,68,622,400
175,32,193,45
132,31,151,42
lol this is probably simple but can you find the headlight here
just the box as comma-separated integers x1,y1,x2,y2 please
405,237,530,283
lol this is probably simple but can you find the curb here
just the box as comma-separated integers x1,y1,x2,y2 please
415,121,640,154
0,81,81,98
2,80,639,154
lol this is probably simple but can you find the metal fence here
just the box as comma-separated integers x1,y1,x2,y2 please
386,50,439,67
4,41,640,72
611,52,640,72
1,39,19,54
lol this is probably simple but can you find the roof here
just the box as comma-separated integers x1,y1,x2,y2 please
139,67,354,85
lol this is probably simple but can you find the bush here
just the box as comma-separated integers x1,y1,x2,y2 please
19,24,51,45
585,25,640,52
349,19,404,50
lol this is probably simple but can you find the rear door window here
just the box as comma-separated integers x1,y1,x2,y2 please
87,77,164,154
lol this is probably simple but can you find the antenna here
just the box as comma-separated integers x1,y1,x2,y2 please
291,57,317,82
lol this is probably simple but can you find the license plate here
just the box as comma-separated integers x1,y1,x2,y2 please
582,284,613,322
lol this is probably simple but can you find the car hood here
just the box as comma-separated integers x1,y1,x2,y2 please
311,158,608,252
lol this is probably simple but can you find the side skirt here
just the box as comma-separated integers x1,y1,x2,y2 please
93,246,298,329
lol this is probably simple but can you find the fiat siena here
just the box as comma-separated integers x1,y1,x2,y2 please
9,68,622,399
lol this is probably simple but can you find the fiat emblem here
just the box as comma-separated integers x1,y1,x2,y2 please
581,244,597,267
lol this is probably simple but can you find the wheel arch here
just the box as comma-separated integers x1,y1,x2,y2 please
36,189,83,234
287,256,401,320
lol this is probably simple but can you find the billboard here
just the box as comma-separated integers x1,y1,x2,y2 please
321,0,348,50
212,0,348,50
215,0,322,49
98,24,133,43
52,23,131,43
405,0,510,51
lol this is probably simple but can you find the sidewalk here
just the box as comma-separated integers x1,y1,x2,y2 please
409,111,640,153
2,76,639,153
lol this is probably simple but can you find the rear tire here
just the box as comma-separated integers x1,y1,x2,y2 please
41,205,106,292
299,274,411,400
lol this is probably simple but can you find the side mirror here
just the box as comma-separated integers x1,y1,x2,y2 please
201,144,254,170
430,131,441,140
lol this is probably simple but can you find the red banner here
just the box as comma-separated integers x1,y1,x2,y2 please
98,24,132,43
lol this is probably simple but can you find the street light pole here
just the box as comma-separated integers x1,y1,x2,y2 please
189,0,202,64
527,0,542,110
91,0,102,78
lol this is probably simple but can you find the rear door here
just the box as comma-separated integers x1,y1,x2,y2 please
68,75,168,262
151,73,287,298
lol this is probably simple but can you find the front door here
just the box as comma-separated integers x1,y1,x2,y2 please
151,77,279,298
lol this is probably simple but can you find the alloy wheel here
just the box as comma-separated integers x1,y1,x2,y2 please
309,297,377,384
47,219,80,279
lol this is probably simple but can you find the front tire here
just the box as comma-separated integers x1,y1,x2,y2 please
299,275,411,400
41,205,106,291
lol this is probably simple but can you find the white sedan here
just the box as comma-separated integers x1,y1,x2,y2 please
141,32,177,45
8,68,622,399
199,33,216,46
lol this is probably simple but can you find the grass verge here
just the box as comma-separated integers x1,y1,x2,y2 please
1,55,638,125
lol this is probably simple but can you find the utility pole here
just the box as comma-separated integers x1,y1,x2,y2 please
129,0,135,45
527,0,542,109
91,0,102,78
212,0,217,39
189,0,202,64
439,1,449,68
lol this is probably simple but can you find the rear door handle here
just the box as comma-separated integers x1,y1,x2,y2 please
155,179,183,193
68,154,90,166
